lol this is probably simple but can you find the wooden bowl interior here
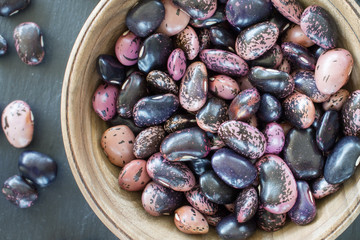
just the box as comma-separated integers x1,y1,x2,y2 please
61,0,360,239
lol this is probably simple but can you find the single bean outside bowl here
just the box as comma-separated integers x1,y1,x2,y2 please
61,0,360,239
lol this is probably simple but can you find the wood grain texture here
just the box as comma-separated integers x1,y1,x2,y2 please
61,0,360,239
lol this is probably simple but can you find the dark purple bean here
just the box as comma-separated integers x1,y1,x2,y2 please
18,151,57,187
160,127,210,161
257,93,282,123
283,128,324,180
172,0,217,20
97,55,126,85
316,110,340,152
190,4,226,28
216,214,256,240
0,0,30,17
248,66,294,98
324,136,360,184
126,0,165,37
212,148,257,189
133,94,179,127
116,72,148,118
209,25,235,52
13,22,44,65
225,0,273,28
269,10,292,34
2,175,38,208
250,44,283,69
138,33,173,73
288,181,316,225
107,114,144,135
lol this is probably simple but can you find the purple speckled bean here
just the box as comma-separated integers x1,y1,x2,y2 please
179,61,208,112
264,122,285,154
256,154,297,214
196,97,228,133
235,21,279,60
281,42,316,71
167,48,187,81
115,30,142,66
311,176,341,199
2,175,38,208
146,152,196,191
175,25,200,60
92,83,119,121
185,185,219,215
288,181,316,225
300,5,337,49
133,126,166,159
199,49,249,77
218,120,266,160
271,0,304,24
236,186,258,223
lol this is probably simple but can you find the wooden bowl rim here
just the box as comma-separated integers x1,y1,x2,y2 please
61,0,360,239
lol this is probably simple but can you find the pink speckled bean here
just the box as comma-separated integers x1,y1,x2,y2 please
167,48,187,81
271,0,303,24
315,48,354,95
1,100,34,148
92,82,119,121
322,89,350,111
218,120,267,160
209,75,240,100
236,186,258,223
175,26,200,60
264,122,285,154
235,21,279,60
115,30,142,66
256,154,297,214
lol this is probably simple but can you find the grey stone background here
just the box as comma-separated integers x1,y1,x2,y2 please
0,0,359,239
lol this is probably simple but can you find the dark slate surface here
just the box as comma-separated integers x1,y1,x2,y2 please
0,0,359,239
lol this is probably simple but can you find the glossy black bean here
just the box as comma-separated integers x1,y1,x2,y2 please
288,181,316,225
316,110,340,152
2,175,38,208
160,127,210,161
216,214,256,240
97,55,126,85
312,103,324,129
309,45,326,60
324,136,360,184
133,94,179,127
281,42,316,71
0,34,7,55
188,158,212,177
107,114,145,136
190,4,226,28
164,113,198,133
0,0,30,17
248,66,294,98
13,22,44,65
200,170,238,204
209,26,235,52
257,93,282,123
116,71,147,118
225,0,273,28
212,148,257,189
126,0,165,37
18,151,57,187
196,97,228,133
269,10,292,34
283,128,324,180
138,33,173,73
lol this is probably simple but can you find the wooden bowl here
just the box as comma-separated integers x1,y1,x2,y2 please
61,0,360,239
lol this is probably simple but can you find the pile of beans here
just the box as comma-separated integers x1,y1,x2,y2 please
0,1,54,208
92,0,360,238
